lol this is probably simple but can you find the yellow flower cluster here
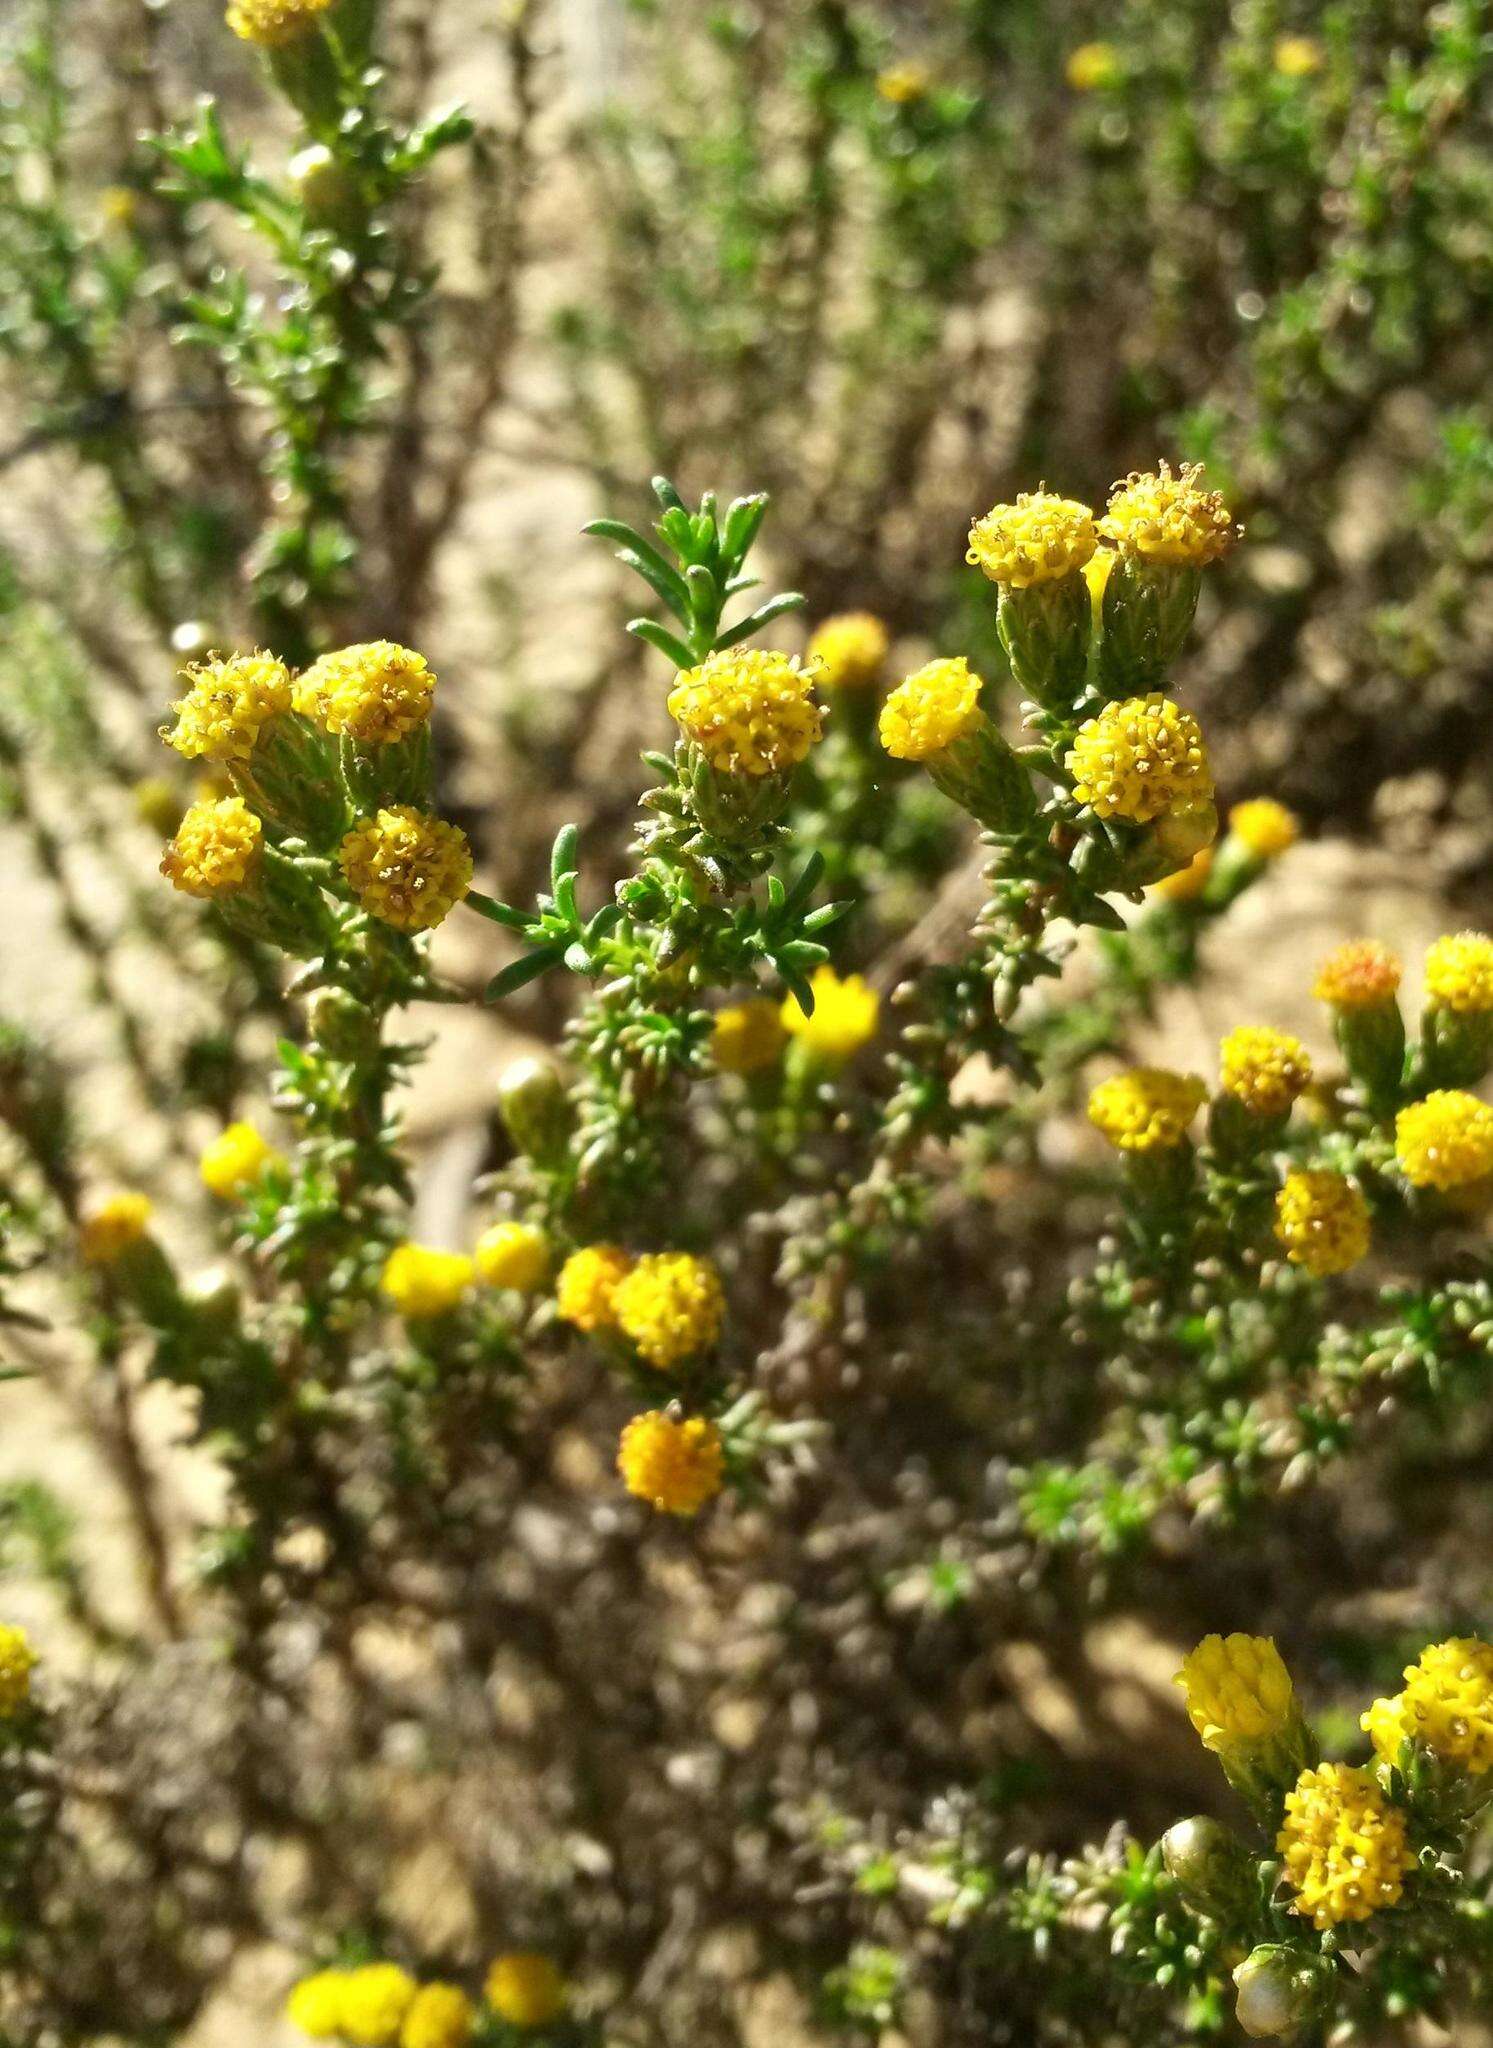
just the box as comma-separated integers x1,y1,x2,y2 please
1066,41,1119,91
163,652,292,761
1313,939,1401,1009
79,1191,153,1266
474,1221,550,1294
712,998,787,1075
617,1411,724,1516
1424,931,1493,1015
1152,847,1212,904
485,1953,566,2028
341,1962,419,2045
1273,1170,1371,1277
337,807,473,933
1274,34,1323,78
380,1244,474,1320
1219,1025,1311,1119
200,1121,283,1199
1065,695,1212,823
402,1983,474,2048
1395,1089,1493,1191
965,492,1097,589
1363,1637,1493,1775
612,1253,725,1369
1276,1762,1412,1929
1176,1633,1295,1751
1098,463,1238,569
875,63,931,104
666,649,823,778
293,642,436,748
781,966,879,1063
0,1624,37,1716
1088,1067,1206,1152
225,0,335,45
807,612,890,689
555,1245,634,1332
1227,797,1298,860
288,1955,560,2044
160,795,263,899
878,657,982,761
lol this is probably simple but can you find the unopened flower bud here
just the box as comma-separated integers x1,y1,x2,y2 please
1161,1815,1254,1920
1233,1945,1334,2039
496,1054,574,1164
306,987,380,1061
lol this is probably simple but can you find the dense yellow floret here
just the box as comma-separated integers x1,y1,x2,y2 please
1065,695,1212,823
292,641,436,747
555,1245,634,1332
474,1221,550,1294
1177,1634,1295,1750
1364,1638,1493,1775
1395,1090,1493,1191
0,1625,37,1716
1274,34,1323,77
878,658,983,761
876,63,931,103
1152,846,1212,903
1219,1026,1312,1119
163,651,292,761
401,1982,475,2048
225,0,334,45
1274,1170,1371,1277
1424,932,1493,1015
712,998,787,1075
1228,798,1299,860
337,808,473,932
667,650,823,777
160,796,263,899
484,1953,567,2027
287,1970,349,2039
1277,1763,1412,1930
781,967,879,1063
1066,41,1119,91
1088,1068,1206,1152
339,1963,418,2047
1099,463,1237,568
612,1253,725,1369
380,1245,474,1320
808,613,890,689
617,1411,725,1517
1313,939,1402,1009
966,492,1097,589
200,1121,283,1198
79,1192,153,1266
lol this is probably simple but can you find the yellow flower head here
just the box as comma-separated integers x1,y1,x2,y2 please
474,1221,550,1294
1088,1068,1206,1152
1424,932,1493,1015
485,1953,567,2029
79,1192,153,1266
401,1983,474,2048
1274,34,1323,78
1277,1762,1412,1929
555,1245,634,1333
876,63,931,104
617,1411,725,1518
1219,1025,1312,1119
338,808,473,933
1395,1090,1493,1191
287,1971,349,2039
667,649,823,778
612,1253,725,1370
1098,463,1237,568
1066,41,1120,91
225,0,335,45
160,796,263,899
200,1121,283,1199
0,1625,37,1716
1364,1638,1493,1775
380,1244,474,1320
339,1964,418,2048
292,641,436,747
1152,846,1212,904
712,998,787,1075
1177,1633,1295,1750
1065,695,1212,823
807,612,890,690
1274,1170,1370,1277
163,651,292,762
781,966,879,1064
1313,938,1402,1010
966,492,1097,589
1228,797,1299,860
878,657,983,761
